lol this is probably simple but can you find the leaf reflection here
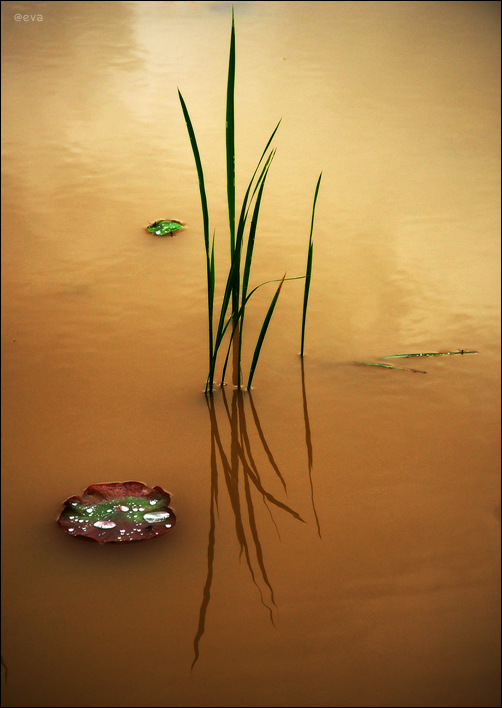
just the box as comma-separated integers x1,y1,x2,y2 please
301,358,321,539
192,380,315,670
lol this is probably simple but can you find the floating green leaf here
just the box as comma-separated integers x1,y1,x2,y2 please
146,219,185,236
381,349,478,359
353,348,478,373
354,362,426,373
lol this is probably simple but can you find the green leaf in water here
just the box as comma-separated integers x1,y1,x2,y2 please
146,219,185,236
381,349,478,359
354,362,427,373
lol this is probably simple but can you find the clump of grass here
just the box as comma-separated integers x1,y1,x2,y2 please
179,10,321,393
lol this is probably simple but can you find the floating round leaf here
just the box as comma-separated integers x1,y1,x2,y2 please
146,219,185,236
57,481,176,543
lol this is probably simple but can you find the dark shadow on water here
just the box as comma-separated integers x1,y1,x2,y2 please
192,362,321,669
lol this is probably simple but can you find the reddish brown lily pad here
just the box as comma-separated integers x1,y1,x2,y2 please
58,481,176,543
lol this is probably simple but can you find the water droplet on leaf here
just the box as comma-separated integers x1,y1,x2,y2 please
93,520,117,529
143,512,171,523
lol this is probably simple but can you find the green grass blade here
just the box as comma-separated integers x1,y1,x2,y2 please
233,147,277,381
247,275,286,390
213,251,242,352
220,309,242,385
178,89,214,387
209,251,246,385
225,10,240,386
233,119,281,267
381,352,443,359
300,172,322,357
242,122,281,212
178,90,210,257
223,12,281,387
300,241,313,356
237,152,276,378
354,362,427,373
226,9,236,256
241,152,276,303
236,124,280,230
206,233,216,392
217,273,305,385
213,141,276,384
235,143,278,267
381,350,478,359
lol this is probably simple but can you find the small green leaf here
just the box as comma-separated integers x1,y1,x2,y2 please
146,219,185,236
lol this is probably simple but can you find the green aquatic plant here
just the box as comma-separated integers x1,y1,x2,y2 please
381,349,478,359
354,361,427,374
146,219,185,236
178,10,321,393
300,173,322,357
353,349,478,373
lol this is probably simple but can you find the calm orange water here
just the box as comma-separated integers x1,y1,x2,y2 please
1,2,500,706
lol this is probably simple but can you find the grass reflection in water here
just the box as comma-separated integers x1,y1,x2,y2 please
192,364,319,669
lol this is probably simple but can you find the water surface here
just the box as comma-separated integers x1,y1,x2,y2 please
1,2,500,706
